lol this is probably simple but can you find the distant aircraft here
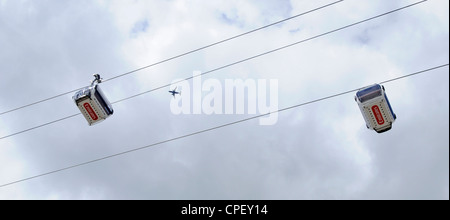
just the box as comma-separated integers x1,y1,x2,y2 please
169,87,181,98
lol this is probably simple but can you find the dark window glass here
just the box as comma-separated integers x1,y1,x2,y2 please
357,84,382,103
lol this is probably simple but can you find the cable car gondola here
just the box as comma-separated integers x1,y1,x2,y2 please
73,74,114,126
355,84,397,133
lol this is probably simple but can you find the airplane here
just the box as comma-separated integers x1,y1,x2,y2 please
169,87,181,98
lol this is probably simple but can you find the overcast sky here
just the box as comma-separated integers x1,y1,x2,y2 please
0,0,448,200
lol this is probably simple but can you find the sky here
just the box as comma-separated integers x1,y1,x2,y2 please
0,0,448,200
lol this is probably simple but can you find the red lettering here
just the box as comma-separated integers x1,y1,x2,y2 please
84,103,98,120
371,105,384,125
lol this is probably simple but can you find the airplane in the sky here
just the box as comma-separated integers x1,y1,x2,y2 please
169,87,181,98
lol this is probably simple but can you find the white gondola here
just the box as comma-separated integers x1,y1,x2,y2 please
355,84,397,133
73,74,114,126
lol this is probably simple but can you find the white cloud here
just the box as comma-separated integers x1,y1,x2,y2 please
0,0,448,200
